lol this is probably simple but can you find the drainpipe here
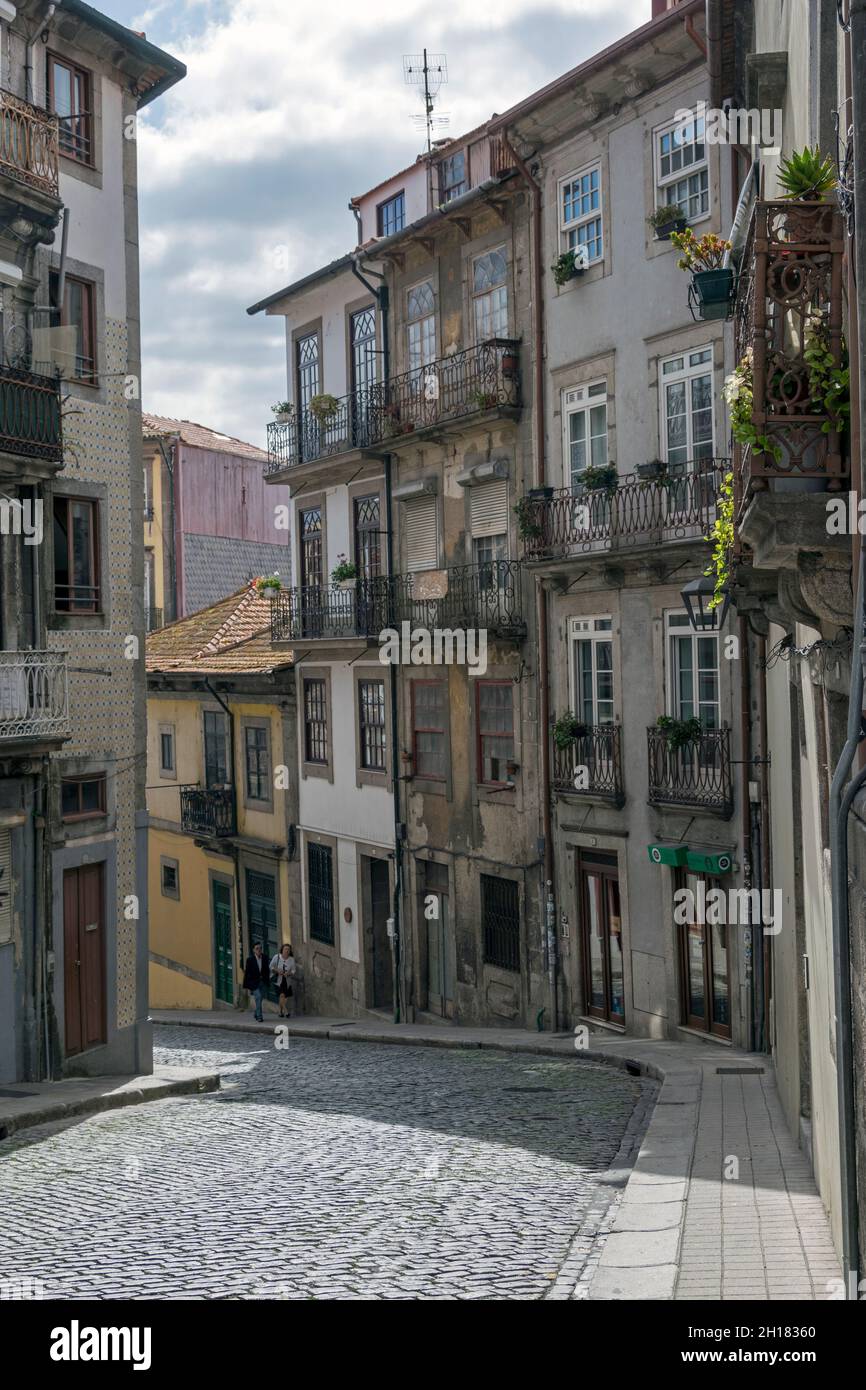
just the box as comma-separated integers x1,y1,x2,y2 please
156,437,179,622
738,615,755,1051
705,0,723,110
203,677,245,974
755,633,770,1053
24,3,56,106
506,136,556,1029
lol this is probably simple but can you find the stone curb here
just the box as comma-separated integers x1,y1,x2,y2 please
0,1071,221,1141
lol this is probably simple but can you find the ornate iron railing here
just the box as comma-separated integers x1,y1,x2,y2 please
0,363,63,461
0,89,60,196
551,724,624,804
521,462,727,561
733,199,847,524
265,339,521,474
647,725,733,816
271,561,525,643
0,650,69,741
179,786,236,837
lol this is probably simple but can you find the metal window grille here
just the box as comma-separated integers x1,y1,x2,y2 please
359,679,386,770
308,842,334,944
304,679,328,763
481,873,520,972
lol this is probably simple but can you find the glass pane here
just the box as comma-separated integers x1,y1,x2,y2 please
607,878,624,1019
687,923,706,1019
586,874,605,1010
710,921,729,1026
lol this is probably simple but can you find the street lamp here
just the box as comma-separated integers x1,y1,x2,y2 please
681,574,730,631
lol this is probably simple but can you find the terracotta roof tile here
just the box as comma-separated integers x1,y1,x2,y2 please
142,412,268,462
146,586,293,676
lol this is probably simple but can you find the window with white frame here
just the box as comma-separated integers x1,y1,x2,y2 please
559,165,603,262
666,612,719,728
655,110,709,221
569,617,614,726
563,381,608,489
659,348,714,471
407,280,436,375
472,248,508,340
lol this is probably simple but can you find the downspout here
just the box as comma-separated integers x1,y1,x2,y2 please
24,3,56,106
755,633,770,1053
738,615,755,1052
204,678,245,982
156,437,179,622
705,0,723,110
506,137,556,1029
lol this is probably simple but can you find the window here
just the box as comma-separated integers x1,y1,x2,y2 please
476,682,514,785
563,382,608,490
304,679,328,764
676,869,730,1037
160,857,180,900
143,460,153,521
353,494,382,581
308,842,334,944
655,110,709,222
244,724,271,802
472,248,508,340
439,150,467,203
407,280,436,375
660,348,714,471
49,272,97,382
481,874,520,972
358,679,386,771
61,773,106,820
159,725,175,778
203,710,230,788
560,165,603,262
666,612,719,727
569,617,614,726
53,496,100,612
378,191,405,236
402,492,438,572
295,332,320,459
469,477,508,589
412,681,447,780
47,53,94,165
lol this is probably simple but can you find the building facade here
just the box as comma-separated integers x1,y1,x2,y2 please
0,1,183,1082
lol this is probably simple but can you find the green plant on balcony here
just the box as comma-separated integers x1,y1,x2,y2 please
271,400,292,423
804,314,850,435
553,711,588,749
671,229,734,319
704,470,734,612
331,554,358,586
777,146,837,201
656,714,703,753
722,351,783,461
253,574,282,596
647,204,688,239
580,463,618,494
551,249,581,285
514,496,543,541
473,388,500,411
309,392,339,423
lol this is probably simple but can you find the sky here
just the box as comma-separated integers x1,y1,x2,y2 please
103,0,651,446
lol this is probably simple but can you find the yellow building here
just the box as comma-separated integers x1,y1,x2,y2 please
145,587,298,1012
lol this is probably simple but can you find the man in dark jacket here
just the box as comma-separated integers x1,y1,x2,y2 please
242,941,270,1021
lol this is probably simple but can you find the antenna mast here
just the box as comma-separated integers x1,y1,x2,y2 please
403,50,448,210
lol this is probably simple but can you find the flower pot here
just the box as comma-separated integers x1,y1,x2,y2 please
655,217,688,241
637,461,664,480
401,422,415,434
274,412,292,425
528,486,554,502
692,267,735,320
501,352,519,378
337,578,357,591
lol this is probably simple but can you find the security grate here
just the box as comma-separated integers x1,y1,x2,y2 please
481,873,520,973
308,842,334,944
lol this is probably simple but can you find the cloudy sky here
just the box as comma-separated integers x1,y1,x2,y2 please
108,0,650,446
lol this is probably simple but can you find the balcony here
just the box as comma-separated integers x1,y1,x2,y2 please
0,363,63,465
733,199,846,527
271,561,525,644
0,650,69,743
179,786,236,838
552,724,624,805
521,462,727,563
0,89,60,199
265,339,521,479
647,725,733,818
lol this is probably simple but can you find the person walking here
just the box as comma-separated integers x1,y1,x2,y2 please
243,941,270,1022
270,943,296,1018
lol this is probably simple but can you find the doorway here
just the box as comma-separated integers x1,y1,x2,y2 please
212,879,234,1004
364,856,392,1011
577,850,625,1024
423,860,453,1018
675,870,731,1038
63,863,106,1056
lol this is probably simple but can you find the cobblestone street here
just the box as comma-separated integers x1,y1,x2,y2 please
0,1029,654,1300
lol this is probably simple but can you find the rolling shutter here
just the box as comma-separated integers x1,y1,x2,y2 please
0,830,12,945
469,478,508,538
403,493,439,572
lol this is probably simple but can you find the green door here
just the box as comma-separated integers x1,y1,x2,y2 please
246,869,279,1002
212,881,233,1004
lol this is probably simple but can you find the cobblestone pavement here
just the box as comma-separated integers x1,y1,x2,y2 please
0,1028,654,1300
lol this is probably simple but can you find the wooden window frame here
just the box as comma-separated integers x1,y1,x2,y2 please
61,772,107,822
411,678,448,786
47,51,95,168
475,679,515,789
675,868,732,1039
354,670,389,787
49,270,98,385
377,190,405,237
53,495,101,613
301,668,333,781
203,708,232,790
242,718,273,809
160,855,180,901
158,723,176,780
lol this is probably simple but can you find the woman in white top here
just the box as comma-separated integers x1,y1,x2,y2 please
270,943,296,1018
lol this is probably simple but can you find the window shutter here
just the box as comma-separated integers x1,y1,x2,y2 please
0,829,11,945
403,494,438,572
469,478,508,538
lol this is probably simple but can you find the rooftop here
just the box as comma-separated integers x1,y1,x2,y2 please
142,413,268,463
146,587,293,676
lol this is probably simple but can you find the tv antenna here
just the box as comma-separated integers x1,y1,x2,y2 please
404,50,450,207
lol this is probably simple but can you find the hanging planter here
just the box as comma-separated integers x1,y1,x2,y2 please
670,229,734,322
553,711,588,749
692,267,736,320
551,249,584,285
647,205,688,241
500,350,519,378
637,459,665,480
580,463,618,495
309,393,340,424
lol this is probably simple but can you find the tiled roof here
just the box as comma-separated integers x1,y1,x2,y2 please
146,586,293,676
142,412,268,462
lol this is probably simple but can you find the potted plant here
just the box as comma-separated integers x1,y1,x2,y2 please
514,496,544,542
331,554,358,589
500,348,519,378
637,458,666,480
553,711,588,749
722,351,783,460
580,463,618,495
647,204,688,240
528,485,554,502
271,400,293,425
670,229,734,320
777,146,838,239
473,388,500,411
310,393,340,424
656,714,703,753
551,249,583,286
253,574,282,599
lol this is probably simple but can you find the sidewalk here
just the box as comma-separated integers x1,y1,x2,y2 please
0,1064,220,1140
151,1009,841,1300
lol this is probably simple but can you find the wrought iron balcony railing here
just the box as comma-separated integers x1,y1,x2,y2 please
0,650,69,741
0,89,60,197
0,362,63,462
552,724,624,804
179,786,236,837
647,725,733,817
271,561,525,643
265,339,520,475
733,199,846,524
521,462,727,561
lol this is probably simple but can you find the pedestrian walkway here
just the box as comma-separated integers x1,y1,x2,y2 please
150,1009,842,1300
0,1064,220,1140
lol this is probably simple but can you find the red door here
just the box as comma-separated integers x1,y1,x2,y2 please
64,863,106,1056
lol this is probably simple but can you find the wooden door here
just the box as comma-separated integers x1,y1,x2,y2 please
368,857,392,1010
63,863,105,1056
577,850,625,1024
212,881,234,1004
